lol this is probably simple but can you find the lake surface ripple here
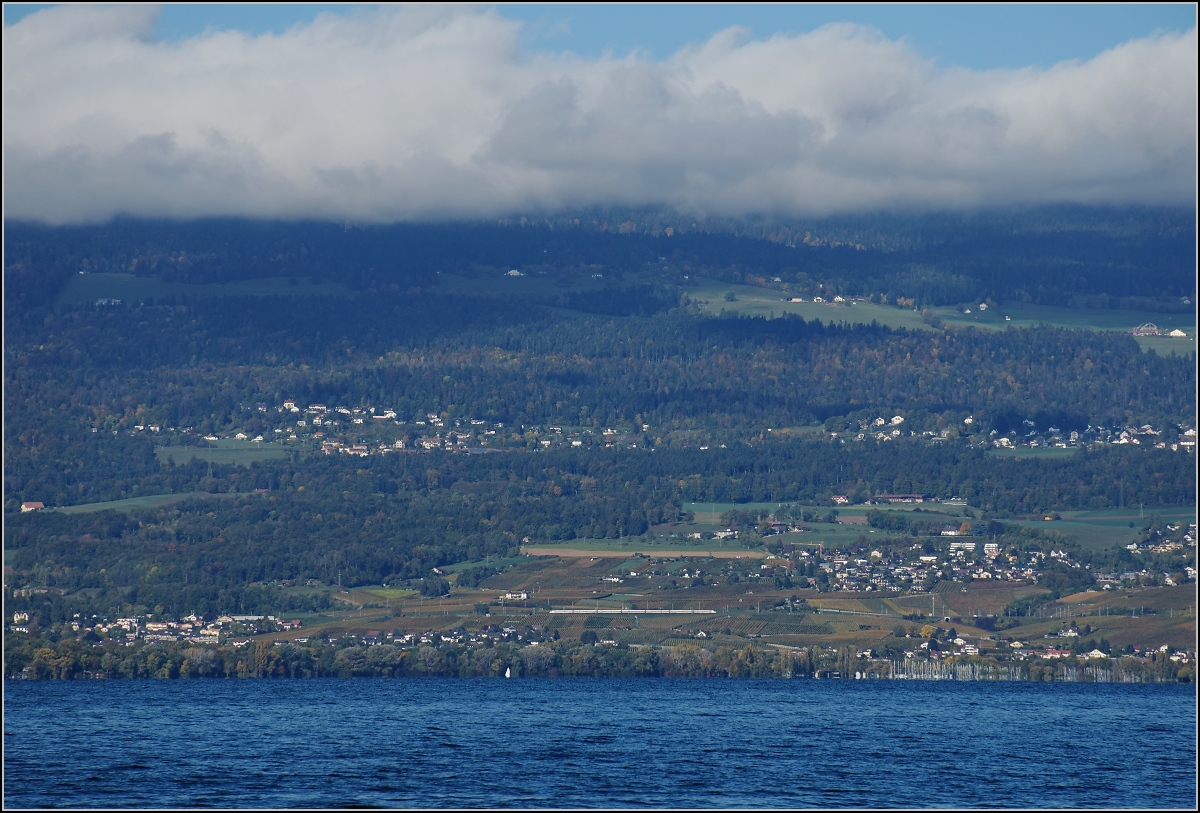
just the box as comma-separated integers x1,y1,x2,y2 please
4,679,1195,808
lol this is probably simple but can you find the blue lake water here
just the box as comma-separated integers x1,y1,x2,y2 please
3,679,1196,809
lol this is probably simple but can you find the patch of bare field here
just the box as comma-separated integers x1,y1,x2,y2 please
806,598,877,614
1086,616,1197,650
1059,585,1196,612
766,629,888,647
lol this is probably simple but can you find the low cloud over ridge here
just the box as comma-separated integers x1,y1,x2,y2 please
3,5,1196,224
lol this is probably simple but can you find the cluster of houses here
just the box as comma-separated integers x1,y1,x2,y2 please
895,634,1192,665
273,405,1193,459
7,612,301,647
860,540,1186,593
693,522,1196,596
105,395,1195,464
201,400,647,455
834,415,1196,453
1130,323,1190,338
316,623,548,649
787,294,853,304
971,633,1193,665
986,422,1199,452
517,526,1193,598
776,542,1045,593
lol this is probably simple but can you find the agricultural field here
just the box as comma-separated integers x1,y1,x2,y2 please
999,586,1197,650
1057,507,1197,524
515,498,1189,556
442,555,533,573
1059,585,1196,614
354,587,419,602
49,491,247,514
686,276,1196,355
886,584,1048,619
1003,506,1196,551
1132,333,1196,357
684,502,791,522
687,278,933,330
680,499,1188,553
252,551,1194,653
940,301,1195,335
154,439,290,467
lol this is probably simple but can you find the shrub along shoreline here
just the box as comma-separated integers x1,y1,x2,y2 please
5,635,1189,683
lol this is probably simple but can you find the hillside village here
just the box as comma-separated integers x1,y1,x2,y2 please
119,396,1197,461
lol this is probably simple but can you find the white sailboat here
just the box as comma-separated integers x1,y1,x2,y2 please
505,667,511,678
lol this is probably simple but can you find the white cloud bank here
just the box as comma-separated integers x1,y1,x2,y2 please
3,5,1196,224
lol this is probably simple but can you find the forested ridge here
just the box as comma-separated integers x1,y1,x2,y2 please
4,212,1195,621
6,294,1192,439
5,205,1195,310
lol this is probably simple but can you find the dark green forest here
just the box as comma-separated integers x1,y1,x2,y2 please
5,205,1196,310
6,293,1193,449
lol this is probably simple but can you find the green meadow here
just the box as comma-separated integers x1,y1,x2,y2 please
49,492,246,514
354,587,419,601
684,501,792,522
976,506,1196,551
688,279,933,330
442,555,535,573
155,439,290,467
687,277,1196,355
943,303,1195,356
1132,334,1196,356
941,301,1194,333
682,500,1192,553
1058,506,1197,525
